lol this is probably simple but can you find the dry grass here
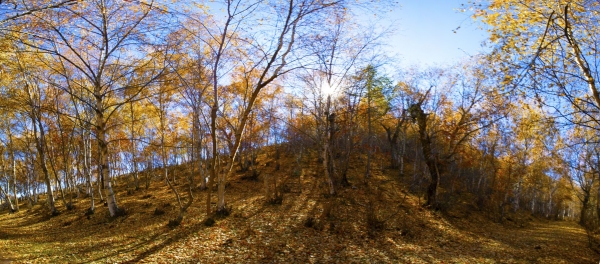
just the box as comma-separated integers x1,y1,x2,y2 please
0,152,597,263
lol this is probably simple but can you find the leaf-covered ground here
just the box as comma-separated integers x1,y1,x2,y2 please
0,155,598,263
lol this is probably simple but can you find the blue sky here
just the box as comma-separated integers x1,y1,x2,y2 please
387,0,489,67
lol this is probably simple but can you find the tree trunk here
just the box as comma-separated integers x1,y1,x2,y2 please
338,112,352,187
191,111,198,189
335,100,353,188
171,185,194,227
5,131,20,213
327,111,336,192
130,101,140,190
383,123,402,170
0,184,14,212
409,103,439,208
364,92,372,181
207,103,218,216
195,109,206,190
11,159,19,212
144,156,152,190
530,188,536,214
31,112,58,215
399,128,406,177
48,143,69,210
580,192,590,226
96,102,119,217
84,133,95,214
390,144,399,169
96,174,104,202
217,162,226,212
597,182,600,223
33,181,38,205
323,95,336,195
513,178,522,212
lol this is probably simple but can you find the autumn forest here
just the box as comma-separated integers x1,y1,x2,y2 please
0,0,600,263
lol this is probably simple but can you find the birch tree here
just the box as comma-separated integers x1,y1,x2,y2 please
21,0,173,217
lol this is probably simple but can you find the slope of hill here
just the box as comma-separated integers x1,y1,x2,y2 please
0,153,598,263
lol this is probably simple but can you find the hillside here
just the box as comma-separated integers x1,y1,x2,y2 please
0,152,598,264
4,1,600,263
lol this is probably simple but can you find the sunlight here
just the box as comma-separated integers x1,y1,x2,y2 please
321,80,337,97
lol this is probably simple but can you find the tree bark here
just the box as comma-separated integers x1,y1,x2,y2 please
11,157,19,212
409,103,440,208
364,89,372,181
31,110,57,215
383,123,402,169
48,142,69,210
96,96,119,217
83,129,95,214
0,184,15,212
580,193,590,226
207,104,218,216
323,95,336,195
129,101,140,190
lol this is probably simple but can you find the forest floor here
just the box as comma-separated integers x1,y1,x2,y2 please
0,152,598,263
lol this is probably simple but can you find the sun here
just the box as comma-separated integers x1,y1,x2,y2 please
321,80,337,96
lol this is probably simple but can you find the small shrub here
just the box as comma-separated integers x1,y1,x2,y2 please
367,219,384,237
267,196,283,205
85,207,95,216
203,217,215,227
328,222,337,234
154,208,165,216
113,207,127,218
281,184,292,193
232,211,244,218
215,206,231,218
241,170,260,181
66,203,76,211
304,217,315,228
292,169,301,177
322,202,333,220
167,218,181,228
222,238,233,247
400,229,411,237
366,201,384,234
